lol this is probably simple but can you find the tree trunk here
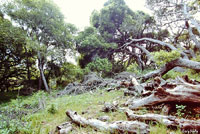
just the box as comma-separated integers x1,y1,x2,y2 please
39,64,50,93
126,110,200,132
37,52,50,93
128,79,200,110
38,72,42,91
183,3,200,51
25,47,31,82
66,110,150,134
141,58,200,81
123,38,189,59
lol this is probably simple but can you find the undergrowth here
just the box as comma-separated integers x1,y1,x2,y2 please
0,89,184,134
0,90,124,134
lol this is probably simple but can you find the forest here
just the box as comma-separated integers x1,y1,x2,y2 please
0,0,200,133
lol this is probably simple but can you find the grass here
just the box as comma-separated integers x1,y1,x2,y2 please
0,89,183,134
150,123,182,134
34,90,125,133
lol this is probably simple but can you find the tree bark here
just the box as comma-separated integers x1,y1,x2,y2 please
126,110,200,132
128,80,200,110
141,58,200,81
56,122,73,134
123,38,188,59
183,3,200,51
38,52,50,92
25,47,31,82
66,110,150,134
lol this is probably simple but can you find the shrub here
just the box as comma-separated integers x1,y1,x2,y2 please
162,70,184,80
163,69,200,81
191,54,200,62
0,91,49,134
126,62,141,74
47,104,57,114
152,50,181,67
55,63,84,88
126,62,154,75
85,57,112,77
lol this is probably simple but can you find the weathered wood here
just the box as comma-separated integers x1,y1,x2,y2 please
124,90,138,96
126,110,200,133
56,122,73,134
161,104,172,115
102,102,118,112
129,83,200,110
141,58,200,81
66,110,150,134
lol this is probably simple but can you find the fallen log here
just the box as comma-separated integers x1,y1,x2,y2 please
66,110,150,134
141,58,200,82
126,110,200,133
128,83,200,110
56,122,73,134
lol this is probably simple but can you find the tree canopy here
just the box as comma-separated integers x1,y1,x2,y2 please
0,0,200,93
0,16,28,91
2,0,77,92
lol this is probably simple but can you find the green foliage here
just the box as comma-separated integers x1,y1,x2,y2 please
90,0,155,44
0,117,28,134
59,63,84,84
89,0,157,69
150,123,182,134
90,0,133,42
2,0,77,92
47,104,57,114
176,104,186,118
126,62,154,75
47,62,84,88
152,50,181,66
186,69,200,81
191,54,200,62
162,70,183,80
3,0,74,48
85,58,112,77
163,69,200,81
0,91,49,134
1,89,124,133
127,62,141,74
0,16,36,92
76,27,116,67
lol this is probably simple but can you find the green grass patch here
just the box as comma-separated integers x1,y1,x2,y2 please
0,89,124,134
150,123,182,134
0,89,186,134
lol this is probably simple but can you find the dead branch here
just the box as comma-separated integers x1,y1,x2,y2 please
128,83,200,110
141,58,200,81
56,122,73,134
66,110,150,134
126,110,200,132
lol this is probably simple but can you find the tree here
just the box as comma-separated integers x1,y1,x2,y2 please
146,0,200,52
2,0,76,92
85,57,113,77
90,0,134,44
90,0,162,70
0,16,34,92
118,0,200,81
76,26,116,67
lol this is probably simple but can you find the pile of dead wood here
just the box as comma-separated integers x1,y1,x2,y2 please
57,72,136,96
56,75,200,134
